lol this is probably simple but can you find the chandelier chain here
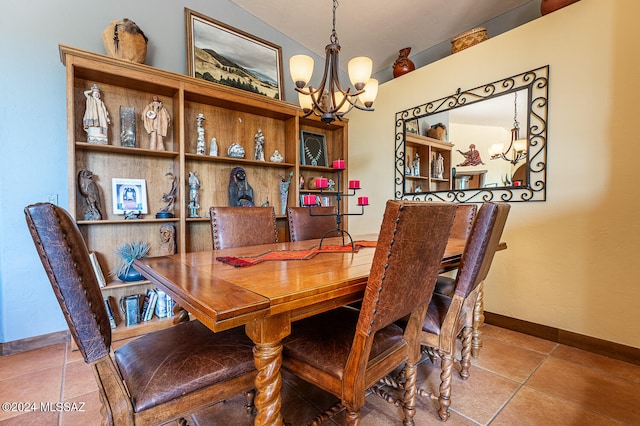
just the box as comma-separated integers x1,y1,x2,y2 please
330,0,339,44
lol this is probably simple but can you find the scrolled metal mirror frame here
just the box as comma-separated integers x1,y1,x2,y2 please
395,65,549,202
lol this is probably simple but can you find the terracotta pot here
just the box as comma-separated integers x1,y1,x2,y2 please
393,47,415,78
541,0,580,15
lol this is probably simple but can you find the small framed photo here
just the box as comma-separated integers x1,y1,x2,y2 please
112,178,148,215
185,8,284,100
300,130,328,167
405,119,419,135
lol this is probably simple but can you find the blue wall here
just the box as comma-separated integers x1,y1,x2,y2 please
0,0,321,343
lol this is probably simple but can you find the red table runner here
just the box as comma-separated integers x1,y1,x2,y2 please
216,241,377,267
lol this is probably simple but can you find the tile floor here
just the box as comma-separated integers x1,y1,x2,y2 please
1,324,639,425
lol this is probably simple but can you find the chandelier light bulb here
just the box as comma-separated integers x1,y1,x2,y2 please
290,55,314,88
359,78,378,107
348,57,373,90
298,92,313,112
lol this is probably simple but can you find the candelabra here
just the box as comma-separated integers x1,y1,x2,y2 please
302,160,368,251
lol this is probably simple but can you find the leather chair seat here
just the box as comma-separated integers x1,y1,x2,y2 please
115,321,255,412
283,308,405,381
421,293,471,338
434,276,456,297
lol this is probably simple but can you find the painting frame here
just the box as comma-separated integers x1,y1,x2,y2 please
300,130,328,167
185,8,284,100
112,178,148,215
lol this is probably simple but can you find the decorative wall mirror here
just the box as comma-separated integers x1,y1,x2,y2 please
395,65,549,202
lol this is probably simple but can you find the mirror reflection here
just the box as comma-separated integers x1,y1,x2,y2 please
395,66,549,202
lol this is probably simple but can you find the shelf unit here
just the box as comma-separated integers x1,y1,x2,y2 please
61,45,349,342
404,133,454,193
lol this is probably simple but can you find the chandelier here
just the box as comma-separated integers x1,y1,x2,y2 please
489,91,528,165
289,0,378,125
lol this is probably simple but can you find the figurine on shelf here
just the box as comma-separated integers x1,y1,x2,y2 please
209,137,218,156
142,96,171,150
254,128,265,161
328,178,336,191
78,169,103,220
228,167,254,207
158,224,176,256
195,113,206,155
83,84,110,144
157,172,177,218
188,171,201,217
270,149,283,163
299,175,305,189
431,153,445,179
227,142,245,158
412,152,421,176
279,171,293,215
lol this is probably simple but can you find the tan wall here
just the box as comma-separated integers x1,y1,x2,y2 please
347,0,640,348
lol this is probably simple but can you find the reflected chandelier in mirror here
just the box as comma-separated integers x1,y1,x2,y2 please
395,65,549,202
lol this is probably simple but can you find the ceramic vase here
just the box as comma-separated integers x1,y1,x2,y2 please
393,47,415,78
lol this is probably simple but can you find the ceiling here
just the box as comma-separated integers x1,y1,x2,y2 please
229,0,537,75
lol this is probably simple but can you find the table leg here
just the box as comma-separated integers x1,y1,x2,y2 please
245,313,291,426
472,281,485,358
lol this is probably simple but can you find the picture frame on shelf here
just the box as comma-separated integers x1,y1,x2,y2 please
300,130,328,167
405,119,419,135
112,178,148,215
185,8,284,100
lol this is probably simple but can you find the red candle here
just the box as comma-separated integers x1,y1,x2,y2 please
333,159,345,169
348,179,360,189
303,195,316,206
357,196,369,206
316,177,328,189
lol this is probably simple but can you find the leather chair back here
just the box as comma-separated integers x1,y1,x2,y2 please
24,202,111,363
450,203,478,240
357,200,457,335
453,202,511,299
210,206,278,249
287,206,339,241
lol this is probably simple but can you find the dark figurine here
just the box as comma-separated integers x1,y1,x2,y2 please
157,172,178,218
78,169,103,220
228,166,255,207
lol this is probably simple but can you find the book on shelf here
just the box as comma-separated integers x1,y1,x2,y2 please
142,289,158,321
140,289,152,321
104,297,116,329
154,289,175,318
89,252,106,288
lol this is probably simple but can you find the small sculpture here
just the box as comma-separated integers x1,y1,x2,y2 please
158,224,176,256
83,84,110,144
157,172,177,218
412,152,421,176
457,144,485,167
142,96,171,150
119,106,136,147
327,179,336,191
427,123,447,140
195,113,206,155
270,149,283,163
393,47,415,78
188,171,201,217
228,167,254,207
78,169,103,220
299,175,305,189
228,142,245,158
431,153,445,179
101,18,148,64
209,137,218,156
254,129,265,161
279,172,293,215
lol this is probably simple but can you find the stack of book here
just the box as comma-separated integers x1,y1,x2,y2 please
140,288,175,321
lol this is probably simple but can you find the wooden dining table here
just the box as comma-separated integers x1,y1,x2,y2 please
134,234,469,425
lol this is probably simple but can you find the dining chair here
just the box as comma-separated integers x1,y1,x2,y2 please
417,202,510,421
287,206,339,241
25,202,257,425
281,200,457,425
434,202,503,358
209,206,278,249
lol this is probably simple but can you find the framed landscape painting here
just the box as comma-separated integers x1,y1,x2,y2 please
185,8,284,100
